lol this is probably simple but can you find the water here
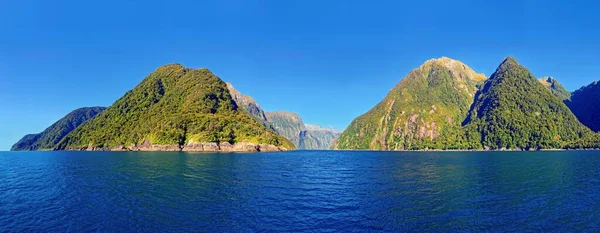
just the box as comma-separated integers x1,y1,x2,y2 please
1,151,599,232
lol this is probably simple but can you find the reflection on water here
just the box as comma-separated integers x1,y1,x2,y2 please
0,151,599,231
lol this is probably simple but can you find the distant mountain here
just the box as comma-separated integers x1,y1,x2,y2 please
463,57,591,149
300,124,341,149
567,81,600,132
334,57,486,150
226,83,341,150
55,64,294,151
538,77,571,101
11,107,106,151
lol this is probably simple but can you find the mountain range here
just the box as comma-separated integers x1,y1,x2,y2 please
12,57,600,151
335,56,600,150
226,83,341,150
12,65,339,151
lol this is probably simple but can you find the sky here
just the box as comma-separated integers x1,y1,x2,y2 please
1,0,600,150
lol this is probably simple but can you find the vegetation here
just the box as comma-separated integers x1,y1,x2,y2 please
538,77,571,101
335,57,486,150
566,81,600,132
56,64,294,150
336,57,600,150
11,107,106,151
463,57,592,150
228,82,341,150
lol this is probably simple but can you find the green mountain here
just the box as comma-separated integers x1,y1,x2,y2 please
567,81,600,132
463,57,591,150
538,77,571,101
226,83,341,150
335,57,487,150
55,64,294,151
11,107,106,151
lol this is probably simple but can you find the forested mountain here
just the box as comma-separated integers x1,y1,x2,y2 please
11,107,106,151
334,57,486,150
538,77,571,101
567,81,600,132
336,57,599,150
55,64,294,151
462,57,591,149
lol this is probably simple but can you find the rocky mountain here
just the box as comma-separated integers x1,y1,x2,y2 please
567,81,600,132
463,57,591,149
300,124,341,149
11,107,106,151
225,82,268,124
538,77,571,101
225,84,341,150
334,57,486,150
55,64,294,152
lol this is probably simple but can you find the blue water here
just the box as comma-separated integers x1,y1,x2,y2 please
1,151,599,232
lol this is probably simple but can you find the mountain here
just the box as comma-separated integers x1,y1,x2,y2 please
264,112,341,149
55,64,295,151
567,81,600,132
11,107,106,151
225,82,268,124
538,77,571,100
300,124,341,149
265,111,305,145
334,57,486,150
463,57,591,150
225,83,341,150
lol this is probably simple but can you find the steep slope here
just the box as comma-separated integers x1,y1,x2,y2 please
300,124,341,149
265,112,305,147
567,81,600,132
538,77,571,101
227,83,341,150
11,107,106,151
225,82,268,124
464,57,590,149
56,64,294,151
335,57,486,150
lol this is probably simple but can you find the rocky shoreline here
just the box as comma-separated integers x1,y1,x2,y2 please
68,142,288,152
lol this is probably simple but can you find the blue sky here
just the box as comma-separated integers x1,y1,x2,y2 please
1,0,599,150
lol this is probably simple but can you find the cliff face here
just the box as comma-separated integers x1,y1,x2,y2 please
226,82,268,124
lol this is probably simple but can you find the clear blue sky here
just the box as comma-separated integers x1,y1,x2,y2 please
1,0,599,150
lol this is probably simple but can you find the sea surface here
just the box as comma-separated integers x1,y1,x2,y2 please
1,151,599,232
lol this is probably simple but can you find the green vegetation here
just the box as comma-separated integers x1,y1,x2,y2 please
55,64,294,150
463,57,592,150
566,81,600,132
538,77,571,101
335,57,486,150
11,107,106,151
336,57,600,150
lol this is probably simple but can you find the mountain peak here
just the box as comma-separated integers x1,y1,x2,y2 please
420,57,486,82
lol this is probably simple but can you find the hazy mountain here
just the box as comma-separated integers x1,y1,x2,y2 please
226,84,341,150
